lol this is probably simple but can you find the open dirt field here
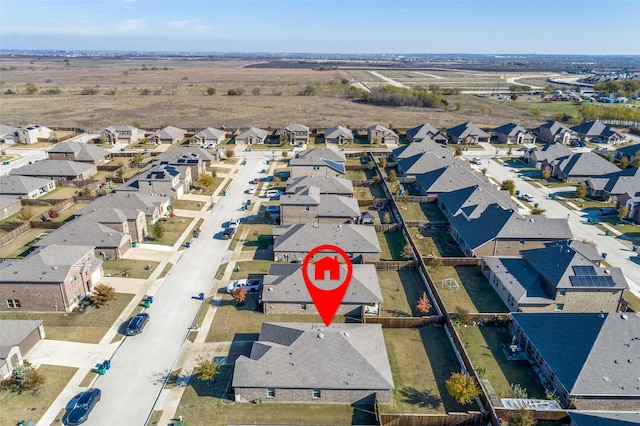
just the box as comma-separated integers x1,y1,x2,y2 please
1,58,551,130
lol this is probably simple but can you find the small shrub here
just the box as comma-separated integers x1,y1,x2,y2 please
80,86,99,95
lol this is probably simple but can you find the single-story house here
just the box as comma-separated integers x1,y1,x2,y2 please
233,322,394,404
0,245,103,312
438,185,573,257
571,120,625,144
0,196,22,221
482,241,627,313
615,143,640,163
511,312,640,410
324,125,353,145
17,124,53,144
280,186,360,225
550,152,621,183
586,167,640,203
191,127,226,146
77,192,170,225
289,148,346,180
10,160,97,181
405,122,447,144
273,223,381,263
0,320,45,379
262,263,383,316
285,175,354,197
367,125,398,145
47,142,111,165
392,138,453,164
279,124,310,145
492,123,535,144
102,125,145,144
116,164,189,199
148,126,187,145
0,124,18,143
235,127,268,145
35,214,132,259
0,175,56,199
523,143,573,168
531,121,579,145
446,122,490,144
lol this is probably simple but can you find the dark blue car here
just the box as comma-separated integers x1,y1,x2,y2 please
65,388,101,425
126,313,149,336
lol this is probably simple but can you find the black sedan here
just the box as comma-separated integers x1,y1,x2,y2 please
125,313,149,336
65,388,101,425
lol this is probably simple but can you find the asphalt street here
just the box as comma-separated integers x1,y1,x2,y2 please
87,152,270,425
468,155,640,298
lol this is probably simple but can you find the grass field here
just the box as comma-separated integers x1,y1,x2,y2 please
381,327,469,414
456,325,547,400
0,293,135,343
429,265,508,313
378,270,436,317
411,228,465,257
170,198,206,210
377,231,407,261
0,365,78,426
147,216,193,246
102,258,160,279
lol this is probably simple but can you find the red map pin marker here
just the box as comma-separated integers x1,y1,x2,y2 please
301,244,353,326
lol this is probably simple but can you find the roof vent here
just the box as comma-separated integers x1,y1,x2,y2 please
52,266,58,270
313,223,319,228
605,269,610,274
318,333,324,339
343,332,349,338
530,218,535,222
603,376,610,382
622,314,628,320
268,287,273,292
266,370,272,375
598,313,605,319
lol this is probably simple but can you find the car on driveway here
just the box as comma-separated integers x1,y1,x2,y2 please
222,227,235,239
266,189,284,198
226,278,262,294
228,218,240,229
471,157,483,165
126,313,149,336
65,388,101,425
246,187,256,194
598,207,618,216
251,178,260,184
521,194,535,202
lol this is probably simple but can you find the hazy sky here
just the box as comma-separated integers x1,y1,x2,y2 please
1,0,638,55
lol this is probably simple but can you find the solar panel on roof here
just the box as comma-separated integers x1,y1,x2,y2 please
573,265,597,276
570,275,616,287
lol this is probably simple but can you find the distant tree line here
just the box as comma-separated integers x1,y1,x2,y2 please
578,103,640,122
594,80,640,98
363,85,447,108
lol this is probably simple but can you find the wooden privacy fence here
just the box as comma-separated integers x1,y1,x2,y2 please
0,223,31,247
494,408,569,423
373,224,401,232
29,221,65,230
394,195,437,203
365,316,443,328
371,260,415,270
20,198,68,206
423,257,482,267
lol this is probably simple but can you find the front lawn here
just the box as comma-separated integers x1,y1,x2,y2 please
170,199,205,211
147,216,193,246
428,265,508,313
456,325,547,400
381,327,466,414
0,293,135,343
0,365,78,426
240,224,274,251
102,259,160,279
378,270,435,317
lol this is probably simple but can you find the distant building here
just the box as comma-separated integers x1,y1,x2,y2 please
235,127,268,145
324,125,353,145
446,122,489,144
102,125,145,144
367,124,398,145
148,126,187,144
279,124,310,145
280,186,360,225
17,124,53,144
0,175,56,199
47,142,111,165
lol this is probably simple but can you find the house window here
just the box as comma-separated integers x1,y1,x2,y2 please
555,303,564,311
305,205,310,211
313,389,321,398
300,303,307,310
6,299,21,308
519,239,525,245
267,388,275,398
558,288,566,296
313,166,320,170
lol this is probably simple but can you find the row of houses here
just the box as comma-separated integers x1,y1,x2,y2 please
3,119,625,148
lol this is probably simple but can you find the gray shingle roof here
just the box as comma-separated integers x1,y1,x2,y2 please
568,411,640,426
325,125,353,140
492,122,529,137
237,127,268,140
273,224,380,254
0,320,42,359
0,245,96,283
393,139,452,162
587,167,640,196
367,124,396,137
10,160,94,178
553,152,620,177
193,127,225,140
282,123,309,133
571,120,624,139
76,192,167,219
616,143,640,157
543,240,603,264
405,122,442,141
48,142,110,162
482,257,552,304
528,143,573,164
397,150,461,176
262,263,382,304
35,215,129,249
0,195,21,211
0,124,18,137
446,122,489,139
0,175,55,196
295,148,346,163
512,312,640,397
285,175,354,196
233,322,393,390
151,126,187,140
415,165,488,194
155,147,217,163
